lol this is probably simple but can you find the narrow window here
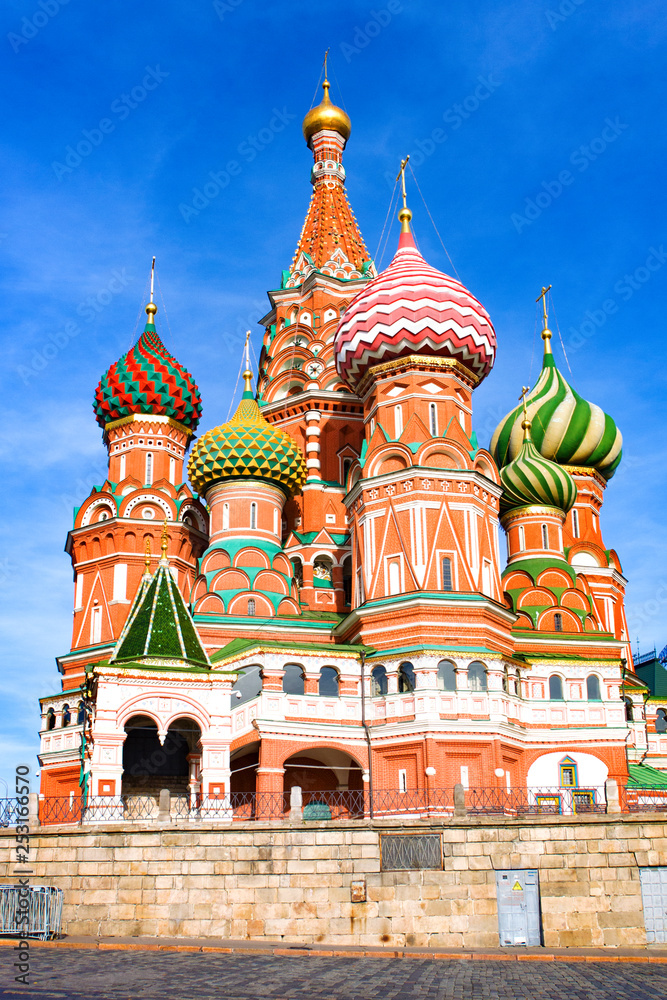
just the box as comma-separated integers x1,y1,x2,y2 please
441,557,453,592
370,417,375,436
460,765,469,789
119,454,126,481
398,661,415,693
77,701,85,725
394,404,403,437
371,665,387,697
554,612,563,632
624,697,634,722
436,659,456,691
90,606,102,644
429,402,437,437
250,502,257,530
541,524,549,549
518,525,525,552
342,458,352,486
549,675,564,700
388,560,401,595
222,503,230,531
46,708,56,731
273,508,279,535
398,769,407,793
61,704,71,727
586,674,601,700
572,508,579,538
467,661,487,692
112,563,127,602
318,667,339,697
247,598,256,617
559,757,577,787
75,573,84,610
655,708,667,733
169,456,176,485
145,453,153,485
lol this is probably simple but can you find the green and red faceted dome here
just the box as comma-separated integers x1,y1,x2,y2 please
94,303,202,433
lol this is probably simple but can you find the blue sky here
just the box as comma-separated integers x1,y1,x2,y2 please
1,0,665,789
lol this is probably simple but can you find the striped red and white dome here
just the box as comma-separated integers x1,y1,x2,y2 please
334,232,496,389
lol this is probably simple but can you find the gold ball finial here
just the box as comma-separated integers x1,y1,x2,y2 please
161,519,169,560
146,301,158,322
398,206,413,234
144,538,152,573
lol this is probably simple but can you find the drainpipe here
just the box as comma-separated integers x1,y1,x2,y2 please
359,650,374,819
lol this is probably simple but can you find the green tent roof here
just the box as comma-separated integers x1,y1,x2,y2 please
112,561,210,668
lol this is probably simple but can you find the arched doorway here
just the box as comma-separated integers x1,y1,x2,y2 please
230,741,259,820
122,715,202,803
282,747,364,819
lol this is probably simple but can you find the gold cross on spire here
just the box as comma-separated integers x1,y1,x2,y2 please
536,284,552,328
396,155,410,211
144,538,152,573
396,155,412,233
518,385,531,417
518,385,532,439
161,519,169,560
323,47,329,81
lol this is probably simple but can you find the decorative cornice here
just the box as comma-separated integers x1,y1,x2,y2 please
356,354,479,397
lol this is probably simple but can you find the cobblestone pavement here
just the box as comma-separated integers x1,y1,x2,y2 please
1,949,666,1000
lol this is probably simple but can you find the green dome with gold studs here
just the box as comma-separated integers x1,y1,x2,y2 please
500,417,577,518
188,371,307,499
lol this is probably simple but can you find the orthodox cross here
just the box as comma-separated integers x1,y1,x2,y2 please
536,284,552,328
150,256,156,301
518,385,531,419
396,155,411,210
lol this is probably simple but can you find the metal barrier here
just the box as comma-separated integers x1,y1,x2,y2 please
0,886,63,940
14,783,667,826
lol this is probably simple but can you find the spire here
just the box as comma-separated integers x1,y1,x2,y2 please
241,331,253,399
536,284,552,357
111,551,210,668
145,256,158,328
396,155,416,250
286,64,373,287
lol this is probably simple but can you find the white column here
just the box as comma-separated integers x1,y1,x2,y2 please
305,409,322,481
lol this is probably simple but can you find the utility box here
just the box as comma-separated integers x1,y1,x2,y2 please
495,869,541,947
639,867,667,944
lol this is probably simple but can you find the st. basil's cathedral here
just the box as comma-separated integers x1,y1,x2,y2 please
37,75,665,818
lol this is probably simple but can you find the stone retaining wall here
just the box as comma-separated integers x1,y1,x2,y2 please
1,814,666,948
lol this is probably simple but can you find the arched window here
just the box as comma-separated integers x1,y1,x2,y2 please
542,524,549,549
145,453,153,485
77,701,85,725
371,665,387,697
283,663,305,695
250,503,257,530
436,659,456,692
222,503,230,530
624,697,634,722
318,667,339,697
291,558,303,587
572,508,579,538
656,708,667,733
388,560,401,595
232,664,263,706
429,402,438,437
441,557,453,592
247,598,256,616
549,675,564,700
273,508,279,535
169,456,176,485
119,453,126,481
518,525,525,552
394,404,403,437
398,661,415,693
342,458,352,487
554,613,563,632
559,756,577,787
61,704,71,727
45,708,56,731
467,661,487,692
586,674,601,701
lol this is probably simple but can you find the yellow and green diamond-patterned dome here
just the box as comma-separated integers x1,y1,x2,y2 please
188,372,307,498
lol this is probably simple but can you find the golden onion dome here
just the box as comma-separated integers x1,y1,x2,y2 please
302,79,351,145
187,370,307,499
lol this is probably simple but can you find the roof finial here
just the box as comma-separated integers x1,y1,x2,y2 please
242,331,253,396
323,47,329,83
536,284,552,354
396,155,413,234
145,256,158,325
160,518,169,561
519,385,532,440
144,537,152,575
